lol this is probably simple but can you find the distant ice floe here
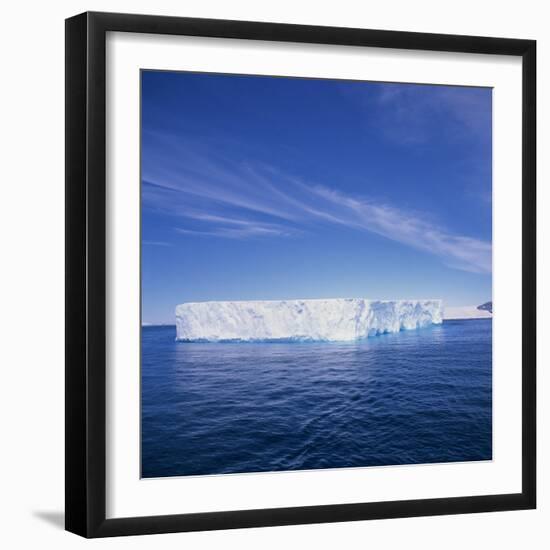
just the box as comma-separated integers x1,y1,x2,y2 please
175,299,442,342
443,304,492,320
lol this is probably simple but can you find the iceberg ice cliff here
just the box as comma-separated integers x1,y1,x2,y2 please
175,299,442,342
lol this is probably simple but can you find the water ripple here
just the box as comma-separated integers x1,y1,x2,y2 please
141,319,492,477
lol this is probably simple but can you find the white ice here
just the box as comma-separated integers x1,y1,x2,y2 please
175,298,442,342
443,305,492,320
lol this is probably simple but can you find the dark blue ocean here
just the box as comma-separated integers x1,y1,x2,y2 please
141,319,492,478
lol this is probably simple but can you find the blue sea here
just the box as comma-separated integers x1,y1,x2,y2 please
141,319,492,478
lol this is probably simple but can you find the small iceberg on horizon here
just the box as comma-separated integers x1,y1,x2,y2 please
175,298,442,343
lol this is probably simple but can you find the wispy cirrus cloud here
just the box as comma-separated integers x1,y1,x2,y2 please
175,226,291,239
339,82,492,146
303,184,491,273
174,213,295,239
142,134,491,274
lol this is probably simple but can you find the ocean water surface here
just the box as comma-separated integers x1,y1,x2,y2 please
141,319,492,478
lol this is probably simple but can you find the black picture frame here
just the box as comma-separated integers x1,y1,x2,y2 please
65,11,536,538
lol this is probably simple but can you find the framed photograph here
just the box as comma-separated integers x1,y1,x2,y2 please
65,11,536,538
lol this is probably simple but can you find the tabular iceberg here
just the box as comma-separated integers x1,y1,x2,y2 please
175,299,442,342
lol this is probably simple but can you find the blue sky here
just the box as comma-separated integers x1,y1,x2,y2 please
141,71,492,324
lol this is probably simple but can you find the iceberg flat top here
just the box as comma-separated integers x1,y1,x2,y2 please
175,298,442,342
